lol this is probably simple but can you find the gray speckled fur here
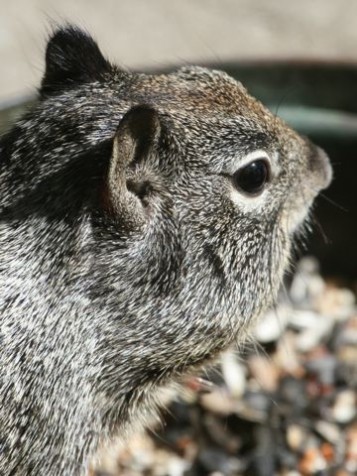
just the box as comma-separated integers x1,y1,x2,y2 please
0,26,331,475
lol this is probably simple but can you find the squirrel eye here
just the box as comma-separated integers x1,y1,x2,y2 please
233,159,270,196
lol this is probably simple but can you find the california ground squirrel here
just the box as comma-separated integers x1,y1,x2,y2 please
0,26,332,475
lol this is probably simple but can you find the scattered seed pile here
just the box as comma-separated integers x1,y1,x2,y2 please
95,257,357,476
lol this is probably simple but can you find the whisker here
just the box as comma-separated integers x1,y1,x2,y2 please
310,214,331,244
319,192,348,212
274,85,298,118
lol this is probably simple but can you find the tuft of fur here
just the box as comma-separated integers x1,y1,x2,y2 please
0,26,331,475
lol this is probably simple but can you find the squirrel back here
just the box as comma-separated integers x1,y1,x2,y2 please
0,26,331,475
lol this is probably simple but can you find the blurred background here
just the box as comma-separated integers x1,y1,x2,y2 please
1,0,357,102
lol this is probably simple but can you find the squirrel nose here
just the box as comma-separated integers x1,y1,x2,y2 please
315,147,333,190
307,145,333,192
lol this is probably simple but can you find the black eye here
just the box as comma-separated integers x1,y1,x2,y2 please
233,159,270,196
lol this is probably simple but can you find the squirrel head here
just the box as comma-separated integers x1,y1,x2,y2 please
3,25,332,385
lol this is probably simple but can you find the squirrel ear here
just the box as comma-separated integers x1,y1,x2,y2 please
107,105,161,232
40,26,112,96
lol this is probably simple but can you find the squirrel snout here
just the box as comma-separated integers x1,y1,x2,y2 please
310,146,333,191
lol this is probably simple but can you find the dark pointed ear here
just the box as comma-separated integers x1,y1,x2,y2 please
40,26,112,97
107,105,161,232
